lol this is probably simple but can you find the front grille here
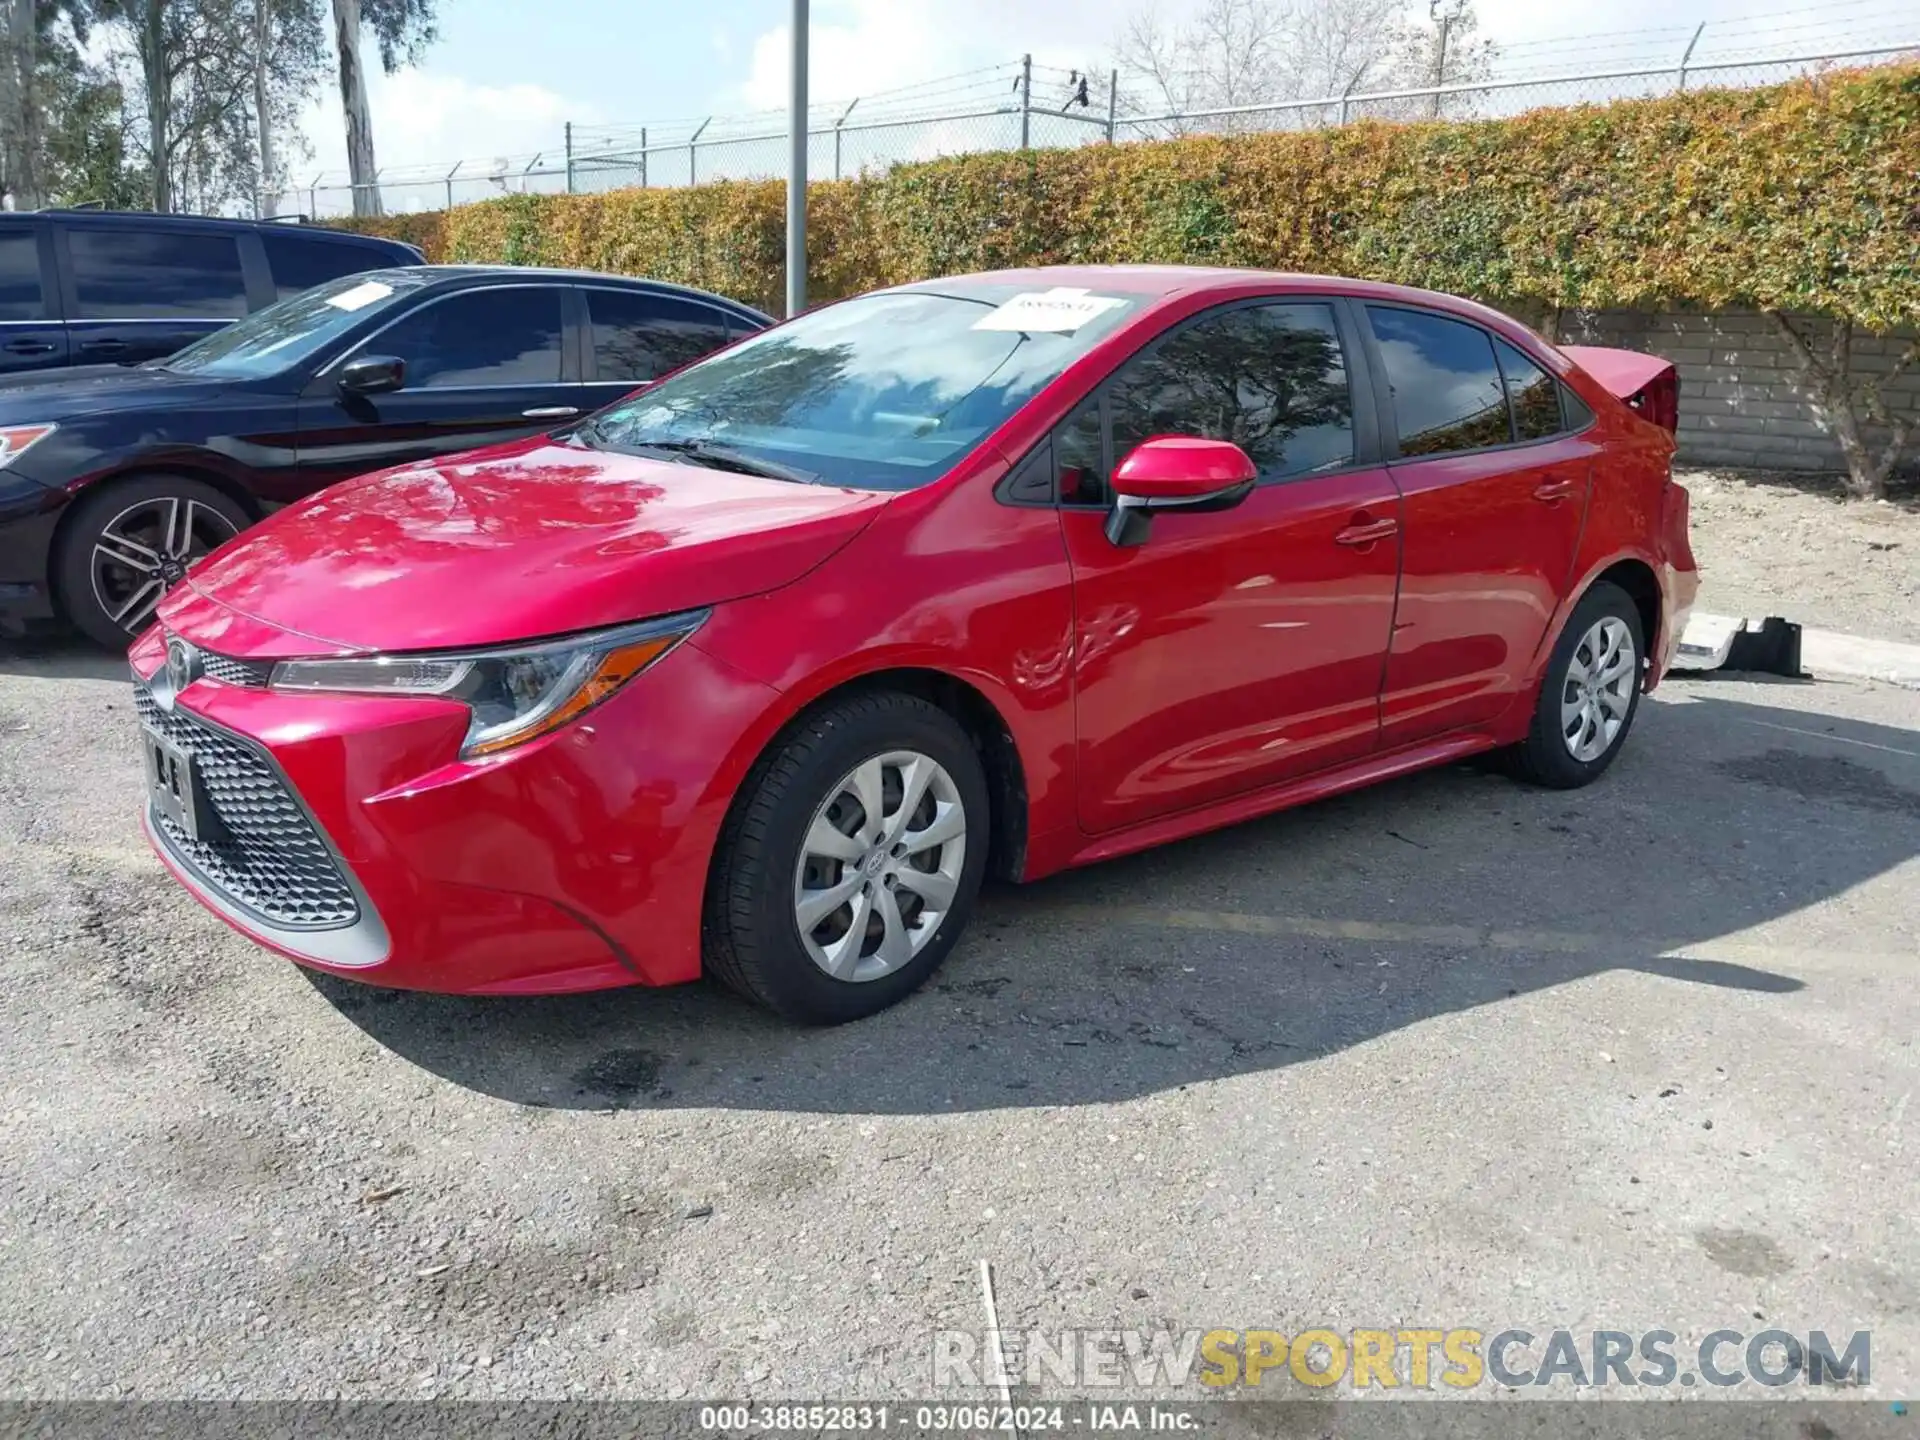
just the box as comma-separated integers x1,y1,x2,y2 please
198,650,273,688
134,685,360,929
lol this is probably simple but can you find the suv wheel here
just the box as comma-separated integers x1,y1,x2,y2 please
54,476,249,647
704,690,990,1024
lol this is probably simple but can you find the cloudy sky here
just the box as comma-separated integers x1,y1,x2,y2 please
290,0,1914,186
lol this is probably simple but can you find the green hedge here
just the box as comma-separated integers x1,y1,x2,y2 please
340,63,1920,328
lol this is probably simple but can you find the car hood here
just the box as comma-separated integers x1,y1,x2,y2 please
0,363,229,418
174,438,893,652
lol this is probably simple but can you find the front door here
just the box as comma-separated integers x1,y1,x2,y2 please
294,284,576,498
1361,305,1594,747
1059,299,1402,835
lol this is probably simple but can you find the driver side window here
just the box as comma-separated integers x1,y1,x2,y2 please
372,286,565,389
1080,301,1354,506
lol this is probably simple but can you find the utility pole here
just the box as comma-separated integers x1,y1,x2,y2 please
1105,68,1118,143
1430,9,1451,119
786,0,808,318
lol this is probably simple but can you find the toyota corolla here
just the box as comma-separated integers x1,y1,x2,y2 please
131,266,1696,1023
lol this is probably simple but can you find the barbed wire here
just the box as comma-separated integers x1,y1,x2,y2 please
265,17,1920,217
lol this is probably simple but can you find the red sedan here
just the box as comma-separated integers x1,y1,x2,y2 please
132,267,1697,1023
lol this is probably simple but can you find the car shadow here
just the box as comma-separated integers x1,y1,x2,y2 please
0,633,127,683
296,685,1911,1114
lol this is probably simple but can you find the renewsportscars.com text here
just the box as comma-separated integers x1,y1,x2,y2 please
933,1326,1871,1391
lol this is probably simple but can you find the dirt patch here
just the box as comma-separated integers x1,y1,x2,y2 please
1681,469,1919,643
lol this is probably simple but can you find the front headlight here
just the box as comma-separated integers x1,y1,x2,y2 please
269,611,707,758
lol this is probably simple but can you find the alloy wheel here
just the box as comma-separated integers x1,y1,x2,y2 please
90,495,239,634
792,750,967,983
1560,616,1637,763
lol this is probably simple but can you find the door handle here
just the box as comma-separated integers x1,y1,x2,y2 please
80,339,128,354
522,405,580,420
2,339,54,355
1533,476,1579,503
1334,516,1398,547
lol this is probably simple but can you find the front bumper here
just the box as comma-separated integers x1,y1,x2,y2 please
130,620,780,996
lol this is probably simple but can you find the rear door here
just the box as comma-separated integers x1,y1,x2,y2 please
575,286,738,409
0,222,66,374
1059,297,1402,833
260,228,403,302
56,222,253,364
1361,304,1596,747
294,283,574,494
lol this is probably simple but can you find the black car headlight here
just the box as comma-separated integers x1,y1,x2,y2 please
268,611,707,758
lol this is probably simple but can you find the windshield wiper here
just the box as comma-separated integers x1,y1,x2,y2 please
633,439,820,486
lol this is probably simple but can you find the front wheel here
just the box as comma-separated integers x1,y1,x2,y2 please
53,475,249,647
703,691,991,1023
1505,581,1646,789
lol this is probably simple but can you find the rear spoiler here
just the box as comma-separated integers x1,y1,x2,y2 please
1560,345,1678,433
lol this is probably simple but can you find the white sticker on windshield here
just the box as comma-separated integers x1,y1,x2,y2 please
326,280,394,312
972,287,1125,333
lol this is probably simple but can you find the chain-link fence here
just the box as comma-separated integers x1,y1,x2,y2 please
265,40,1919,220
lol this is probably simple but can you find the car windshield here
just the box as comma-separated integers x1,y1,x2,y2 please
574,284,1142,490
160,270,431,380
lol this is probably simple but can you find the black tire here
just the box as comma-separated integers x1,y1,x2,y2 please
1505,580,1647,789
53,474,251,648
703,690,991,1024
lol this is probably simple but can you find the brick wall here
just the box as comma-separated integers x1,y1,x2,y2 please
1541,309,1920,473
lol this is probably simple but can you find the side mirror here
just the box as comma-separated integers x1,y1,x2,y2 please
1106,435,1257,546
338,354,405,396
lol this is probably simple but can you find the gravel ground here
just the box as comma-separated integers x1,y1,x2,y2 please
1683,469,1919,643
0,640,1915,1404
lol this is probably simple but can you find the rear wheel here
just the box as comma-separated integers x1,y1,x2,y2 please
704,691,990,1023
54,475,249,647
1506,581,1646,788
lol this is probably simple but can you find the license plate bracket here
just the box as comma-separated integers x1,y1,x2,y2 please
142,725,218,842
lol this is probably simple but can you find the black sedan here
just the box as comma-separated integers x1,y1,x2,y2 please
0,266,770,644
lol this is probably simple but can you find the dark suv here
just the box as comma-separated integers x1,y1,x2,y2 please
0,210,422,374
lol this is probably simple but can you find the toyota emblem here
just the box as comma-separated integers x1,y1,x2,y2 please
165,637,198,695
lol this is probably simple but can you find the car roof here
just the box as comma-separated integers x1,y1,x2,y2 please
0,210,409,246
897,264,1546,349
378,264,774,322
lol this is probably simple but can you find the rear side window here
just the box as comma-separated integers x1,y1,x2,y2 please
1493,336,1562,442
0,229,45,320
263,231,392,300
586,290,733,382
67,228,247,319
1367,306,1510,457
374,286,564,387
1101,301,1355,502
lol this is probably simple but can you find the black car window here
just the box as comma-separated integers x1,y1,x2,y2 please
374,287,564,388
67,228,248,320
1054,396,1104,504
586,290,733,383
1367,306,1511,457
1493,335,1563,442
1097,301,1354,504
0,230,45,320
263,231,393,301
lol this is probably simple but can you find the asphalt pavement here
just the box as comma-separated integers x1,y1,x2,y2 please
0,639,1914,1403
